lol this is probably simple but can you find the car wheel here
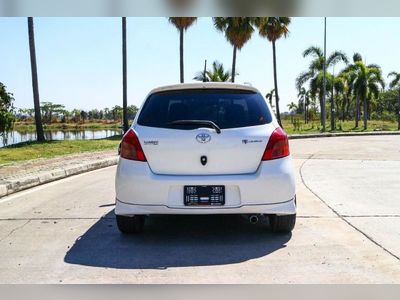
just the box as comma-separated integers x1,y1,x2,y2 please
116,215,145,234
269,214,296,233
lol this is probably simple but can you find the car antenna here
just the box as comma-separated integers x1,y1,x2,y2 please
203,59,207,82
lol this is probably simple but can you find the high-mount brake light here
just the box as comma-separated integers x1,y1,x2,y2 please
120,129,147,161
262,127,290,161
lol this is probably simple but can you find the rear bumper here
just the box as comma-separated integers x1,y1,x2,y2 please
115,156,296,215
115,198,296,215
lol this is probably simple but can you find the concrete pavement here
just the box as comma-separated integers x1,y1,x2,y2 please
0,136,399,283
291,135,400,261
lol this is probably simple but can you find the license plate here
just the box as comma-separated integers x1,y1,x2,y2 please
184,185,225,206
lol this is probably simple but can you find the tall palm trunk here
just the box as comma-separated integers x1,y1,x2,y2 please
330,88,335,130
346,97,351,121
231,46,237,83
306,103,309,124
27,17,45,142
272,40,282,127
367,99,371,120
355,94,360,128
318,94,324,126
122,17,128,133
179,28,184,83
363,95,368,130
341,97,346,122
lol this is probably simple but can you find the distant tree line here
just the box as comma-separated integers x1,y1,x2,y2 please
16,102,139,124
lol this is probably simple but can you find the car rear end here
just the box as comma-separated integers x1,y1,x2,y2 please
115,83,296,233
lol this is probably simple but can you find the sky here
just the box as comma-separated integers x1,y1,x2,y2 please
1,17,400,112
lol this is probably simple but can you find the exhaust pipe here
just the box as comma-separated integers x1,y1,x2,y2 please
249,215,259,224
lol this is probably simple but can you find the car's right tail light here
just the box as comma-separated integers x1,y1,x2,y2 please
120,129,147,161
262,127,290,161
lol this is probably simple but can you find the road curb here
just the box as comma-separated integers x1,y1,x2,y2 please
288,131,400,140
0,156,118,198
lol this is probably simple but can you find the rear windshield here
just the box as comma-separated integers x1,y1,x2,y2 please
137,89,272,130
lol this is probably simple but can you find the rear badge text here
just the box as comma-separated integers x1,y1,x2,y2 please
242,139,262,144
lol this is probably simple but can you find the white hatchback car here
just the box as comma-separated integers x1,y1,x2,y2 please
115,83,296,234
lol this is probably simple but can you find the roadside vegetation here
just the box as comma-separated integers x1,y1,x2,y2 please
282,118,398,135
0,135,121,164
193,60,234,82
0,83,15,139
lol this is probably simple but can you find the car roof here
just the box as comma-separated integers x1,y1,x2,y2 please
148,82,260,94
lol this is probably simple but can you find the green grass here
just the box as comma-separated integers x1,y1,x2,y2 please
0,135,122,165
282,118,399,135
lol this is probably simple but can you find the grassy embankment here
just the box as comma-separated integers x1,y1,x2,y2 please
0,135,122,165
282,118,398,134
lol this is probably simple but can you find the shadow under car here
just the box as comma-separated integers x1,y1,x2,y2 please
64,210,292,269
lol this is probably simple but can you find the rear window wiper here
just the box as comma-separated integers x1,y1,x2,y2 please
168,120,221,134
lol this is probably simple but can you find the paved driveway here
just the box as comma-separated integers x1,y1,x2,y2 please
0,136,399,283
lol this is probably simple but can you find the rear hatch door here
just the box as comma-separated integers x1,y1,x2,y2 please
135,88,276,175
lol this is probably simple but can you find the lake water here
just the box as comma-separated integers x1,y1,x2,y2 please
0,129,122,148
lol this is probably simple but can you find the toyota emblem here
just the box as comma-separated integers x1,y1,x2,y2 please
196,133,211,143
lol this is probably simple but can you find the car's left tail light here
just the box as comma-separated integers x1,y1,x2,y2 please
262,127,290,160
120,129,147,161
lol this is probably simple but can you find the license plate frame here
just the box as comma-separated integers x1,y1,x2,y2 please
184,185,225,206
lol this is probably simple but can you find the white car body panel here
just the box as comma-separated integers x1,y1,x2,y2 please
115,157,296,215
137,124,276,175
115,83,296,216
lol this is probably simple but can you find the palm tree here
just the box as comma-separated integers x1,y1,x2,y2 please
213,17,255,83
332,75,345,122
256,17,291,127
168,17,197,83
122,17,128,133
193,61,233,82
336,70,356,122
387,71,400,130
342,54,384,130
296,46,348,130
27,17,45,142
340,53,362,126
298,87,311,123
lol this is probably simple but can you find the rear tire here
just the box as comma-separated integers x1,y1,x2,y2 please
116,215,145,234
269,214,296,233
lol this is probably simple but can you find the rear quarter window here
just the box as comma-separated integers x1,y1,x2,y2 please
137,89,273,130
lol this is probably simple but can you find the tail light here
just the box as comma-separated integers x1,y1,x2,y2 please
262,127,290,161
120,129,147,161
